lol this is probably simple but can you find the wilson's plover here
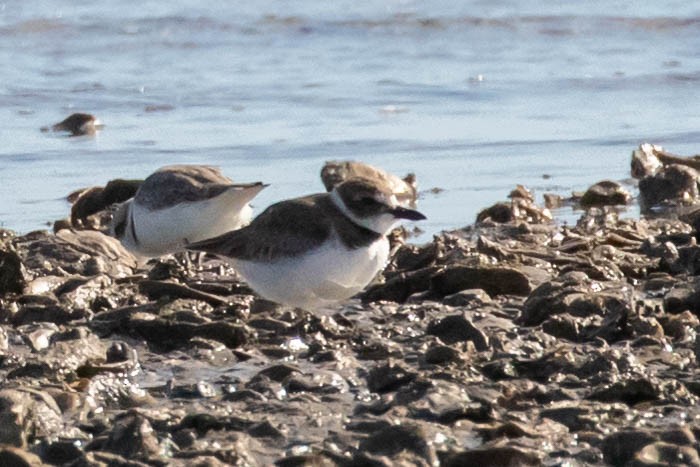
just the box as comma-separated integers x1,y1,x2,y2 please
187,177,426,309
110,165,267,257
321,160,417,207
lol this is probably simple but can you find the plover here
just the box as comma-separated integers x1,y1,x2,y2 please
321,160,417,207
110,165,267,257
187,177,426,309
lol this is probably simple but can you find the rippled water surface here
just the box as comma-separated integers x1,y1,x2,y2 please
2,1,700,240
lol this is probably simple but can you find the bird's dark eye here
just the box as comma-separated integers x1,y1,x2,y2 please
360,197,378,206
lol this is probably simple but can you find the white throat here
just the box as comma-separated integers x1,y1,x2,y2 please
330,189,398,235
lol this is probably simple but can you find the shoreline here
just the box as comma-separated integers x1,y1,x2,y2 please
1,143,700,465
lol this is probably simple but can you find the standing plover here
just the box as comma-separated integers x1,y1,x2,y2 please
321,160,417,207
110,165,267,257
187,177,426,309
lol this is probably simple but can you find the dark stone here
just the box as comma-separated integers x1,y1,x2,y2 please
633,441,700,466
0,446,43,467
256,364,300,382
0,389,63,448
443,446,541,467
589,378,660,406
102,413,161,458
275,454,336,467
540,405,591,432
639,164,700,211
580,180,631,208
424,344,461,364
41,439,83,464
442,288,492,307
70,179,141,227
139,280,229,306
247,420,285,439
476,202,514,223
362,266,439,303
0,249,25,296
12,304,90,326
426,313,489,350
541,314,581,341
602,430,657,466
431,265,546,297
367,362,417,393
480,360,518,380
128,316,247,350
106,341,135,363
358,424,436,466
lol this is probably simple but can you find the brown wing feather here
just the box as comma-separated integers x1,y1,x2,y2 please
136,165,235,210
187,194,333,261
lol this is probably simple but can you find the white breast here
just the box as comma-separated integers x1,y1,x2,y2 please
128,189,253,257
231,233,390,310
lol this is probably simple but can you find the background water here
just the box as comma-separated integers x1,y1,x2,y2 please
1,1,700,241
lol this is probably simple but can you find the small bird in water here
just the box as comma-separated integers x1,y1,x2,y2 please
110,165,267,258
321,160,418,207
44,113,103,136
187,176,426,310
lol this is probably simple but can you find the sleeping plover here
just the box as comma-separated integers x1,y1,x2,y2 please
110,165,267,257
321,160,417,207
187,177,426,310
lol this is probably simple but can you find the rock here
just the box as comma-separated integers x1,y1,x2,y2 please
442,288,492,307
633,442,700,466
70,179,142,228
128,314,248,350
426,313,489,350
257,364,301,382
424,344,461,364
0,446,43,467
0,389,63,447
580,180,631,208
40,439,84,465
508,185,534,202
21,230,136,277
367,362,417,393
362,266,439,303
602,430,658,465
664,278,700,314
357,424,437,466
476,202,514,223
430,265,548,297
639,164,700,211
443,445,541,467
588,378,660,405
101,412,161,459
544,193,564,209
139,280,229,305
520,274,630,329
0,249,26,296
631,143,664,179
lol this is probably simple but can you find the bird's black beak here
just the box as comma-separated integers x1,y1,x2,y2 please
390,206,426,221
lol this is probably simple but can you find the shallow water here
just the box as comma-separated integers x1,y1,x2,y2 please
1,2,700,241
